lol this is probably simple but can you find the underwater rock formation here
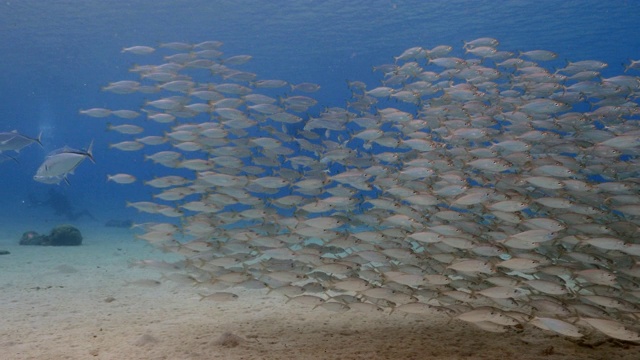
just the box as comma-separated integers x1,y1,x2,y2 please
48,225,83,246
19,225,82,246
19,231,49,246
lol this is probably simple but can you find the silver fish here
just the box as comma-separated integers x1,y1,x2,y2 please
34,141,94,184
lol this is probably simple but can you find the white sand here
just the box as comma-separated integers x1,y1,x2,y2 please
1,225,638,360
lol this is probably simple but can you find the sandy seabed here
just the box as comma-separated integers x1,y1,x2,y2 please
1,225,638,360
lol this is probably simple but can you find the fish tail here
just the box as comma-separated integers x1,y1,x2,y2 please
36,131,43,148
86,140,95,163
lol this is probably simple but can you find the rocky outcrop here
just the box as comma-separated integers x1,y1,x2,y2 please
19,225,82,246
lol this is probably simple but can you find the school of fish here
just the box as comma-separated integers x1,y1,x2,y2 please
82,38,640,342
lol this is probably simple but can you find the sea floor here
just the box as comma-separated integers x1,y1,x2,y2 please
0,224,638,360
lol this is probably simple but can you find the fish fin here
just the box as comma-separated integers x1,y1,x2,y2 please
86,140,95,163
36,131,43,148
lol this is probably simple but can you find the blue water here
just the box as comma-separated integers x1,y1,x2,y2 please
0,0,639,227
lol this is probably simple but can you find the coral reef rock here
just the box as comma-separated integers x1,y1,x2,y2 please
19,226,82,246
48,225,83,246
